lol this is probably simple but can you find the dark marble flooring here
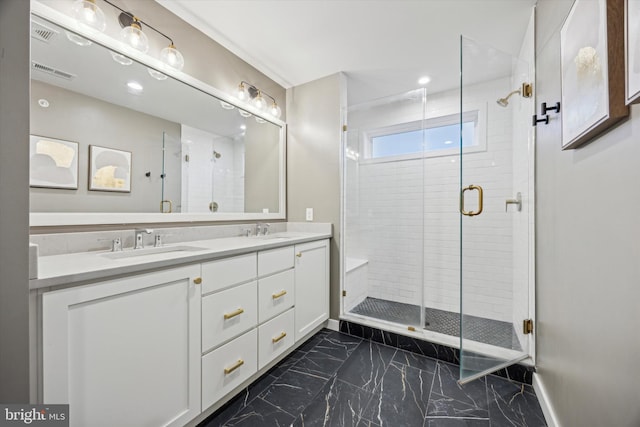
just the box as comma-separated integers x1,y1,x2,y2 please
199,329,546,427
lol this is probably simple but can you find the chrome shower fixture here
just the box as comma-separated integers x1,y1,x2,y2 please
496,83,533,107
213,151,222,159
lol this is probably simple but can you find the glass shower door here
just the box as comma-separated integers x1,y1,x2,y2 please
342,90,426,331
459,35,533,383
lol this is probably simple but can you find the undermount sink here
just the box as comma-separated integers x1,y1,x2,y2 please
256,234,296,240
101,245,207,260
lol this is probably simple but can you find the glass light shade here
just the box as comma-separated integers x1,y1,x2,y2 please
238,109,252,118
237,83,249,101
120,23,149,53
72,0,106,32
148,68,168,81
110,51,133,65
269,102,282,118
253,93,269,111
160,45,185,71
255,117,267,124
220,101,235,110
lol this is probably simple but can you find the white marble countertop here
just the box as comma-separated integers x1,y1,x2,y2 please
30,231,331,290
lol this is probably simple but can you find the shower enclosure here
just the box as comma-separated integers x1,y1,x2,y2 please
341,35,535,382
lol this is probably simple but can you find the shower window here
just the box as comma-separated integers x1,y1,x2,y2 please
364,110,484,162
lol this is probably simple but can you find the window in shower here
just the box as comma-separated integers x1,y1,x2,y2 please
365,110,483,161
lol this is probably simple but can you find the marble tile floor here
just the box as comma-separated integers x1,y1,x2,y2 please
198,329,546,427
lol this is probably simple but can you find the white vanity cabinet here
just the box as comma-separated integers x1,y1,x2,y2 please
294,239,330,340
39,236,330,427
42,265,202,427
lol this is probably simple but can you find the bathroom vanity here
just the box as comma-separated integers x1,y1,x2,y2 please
31,231,330,427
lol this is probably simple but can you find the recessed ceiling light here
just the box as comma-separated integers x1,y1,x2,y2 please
126,80,143,94
38,99,50,108
418,76,431,85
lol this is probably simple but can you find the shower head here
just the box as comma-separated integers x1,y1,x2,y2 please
213,150,222,159
496,89,521,107
496,83,533,107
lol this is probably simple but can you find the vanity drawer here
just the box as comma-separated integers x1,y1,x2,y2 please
258,246,294,277
258,269,295,323
202,328,257,410
258,309,294,370
202,281,257,352
201,253,257,294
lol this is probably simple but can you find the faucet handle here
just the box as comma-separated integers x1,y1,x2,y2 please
263,223,270,235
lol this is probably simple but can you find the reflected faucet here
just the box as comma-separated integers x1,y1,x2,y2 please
134,229,153,249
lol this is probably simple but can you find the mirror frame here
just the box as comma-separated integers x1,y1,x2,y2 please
30,2,286,227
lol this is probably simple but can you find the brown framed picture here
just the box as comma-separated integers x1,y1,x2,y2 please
560,0,629,149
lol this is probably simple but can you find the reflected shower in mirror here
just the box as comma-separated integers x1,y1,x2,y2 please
29,13,284,220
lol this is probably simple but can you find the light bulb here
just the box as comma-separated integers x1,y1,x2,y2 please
120,20,149,53
160,44,184,71
72,0,106,32
253,93,268,111
269,102,282,118
237,83,249,101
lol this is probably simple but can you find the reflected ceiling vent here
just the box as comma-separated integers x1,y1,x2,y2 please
31,61,76,81
31,21,59,43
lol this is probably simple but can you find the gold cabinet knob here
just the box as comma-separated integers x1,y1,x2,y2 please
296,252,302,258
193,277,202,284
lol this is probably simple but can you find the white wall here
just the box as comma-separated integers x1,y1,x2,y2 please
535,1,640,425
287,73,343,319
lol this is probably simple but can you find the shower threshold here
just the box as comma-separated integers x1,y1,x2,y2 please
349,297,521,351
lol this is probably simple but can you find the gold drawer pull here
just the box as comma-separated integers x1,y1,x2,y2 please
272,290,287,299
272,331,287,343
193,277,202,285
296,252,302,257
223,308,244,320
224,359,244,375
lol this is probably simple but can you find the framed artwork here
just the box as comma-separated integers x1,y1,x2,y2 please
88,145,132,192
560,0,629,150
29,135,79,189
626,0,640,104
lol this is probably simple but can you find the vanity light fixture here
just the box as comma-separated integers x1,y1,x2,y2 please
110,51,133,65
220,101,235,110
236,81,282,119
88,0,186,71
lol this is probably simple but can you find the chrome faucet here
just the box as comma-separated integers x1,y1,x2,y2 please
255,223,270,236
134,229,153,249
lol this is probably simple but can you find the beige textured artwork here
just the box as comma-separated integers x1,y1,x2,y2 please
89,145,131,192
561,0,609,147
29,136,78,189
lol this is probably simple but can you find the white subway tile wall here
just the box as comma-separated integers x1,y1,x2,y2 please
345,77,531,324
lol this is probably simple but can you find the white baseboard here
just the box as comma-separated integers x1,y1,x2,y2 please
326,318,339,331
533,373,561,427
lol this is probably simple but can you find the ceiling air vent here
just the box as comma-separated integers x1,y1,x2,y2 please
31,21,59,43
31,61,76,81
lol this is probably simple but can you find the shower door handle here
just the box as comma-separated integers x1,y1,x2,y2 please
460,185,483,217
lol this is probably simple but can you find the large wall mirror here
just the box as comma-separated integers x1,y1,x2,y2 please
29,4,285,226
